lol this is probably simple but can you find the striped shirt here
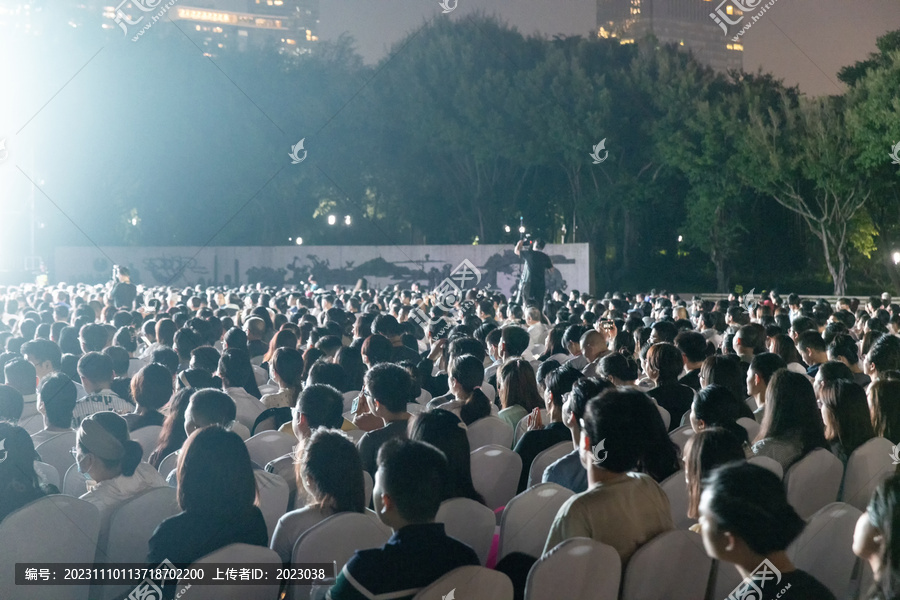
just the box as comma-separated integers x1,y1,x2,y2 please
72,389,134,425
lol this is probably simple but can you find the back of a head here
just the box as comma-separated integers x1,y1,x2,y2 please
132,362,174,411
298,384,344,429
408,409,482,504
735,324,765,354
103,345,130,376
648,342,685,383
151,347,180,376
77,352,114,386
178,426,256,515
702,462,805,555
683,427,746,519
761,369,825,450
190,346,221,374
749,353,786,385
300,428,365,513
218,348,260,398
562,324,586,348
869,335,900,375
651,320,678,344
545,364,584,407
188,389,237,429
0,384,25,422
817,361,854,385
371,314,401,338
272,347,304,390
675,331,708,364
501,326,530,357
113,326,138,354
376,437,449,523
796,330,826,355
450,354,484,392
39,373,77,428
79,323,108,352
448,336,486,363
223,327,248,350
4,358,36,396
0,423,38,487
581,389,650,474
307,361,347,392
361,334,393,366
365,363,414,412
78,411,143,477
21,338,61,371
693,385,748,444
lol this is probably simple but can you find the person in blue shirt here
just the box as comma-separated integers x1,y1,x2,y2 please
327,438,479,600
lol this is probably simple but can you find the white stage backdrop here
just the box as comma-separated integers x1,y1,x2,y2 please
53,244,591,299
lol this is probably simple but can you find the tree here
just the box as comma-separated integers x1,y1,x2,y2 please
743,94,871,294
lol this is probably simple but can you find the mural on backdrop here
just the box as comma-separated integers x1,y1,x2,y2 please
55,245,590,298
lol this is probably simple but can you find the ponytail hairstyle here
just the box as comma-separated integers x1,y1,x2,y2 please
451,354,491,425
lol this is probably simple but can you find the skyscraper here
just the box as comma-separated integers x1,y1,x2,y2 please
597,0,743,72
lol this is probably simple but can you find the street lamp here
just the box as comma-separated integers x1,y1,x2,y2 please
295,237,303,246
344,215,351,226
504,225,511,233
518,225,525,234
893,251,900,265
327,215,336,226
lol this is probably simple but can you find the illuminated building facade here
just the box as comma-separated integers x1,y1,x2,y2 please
597,0,743,72
105,0,319,56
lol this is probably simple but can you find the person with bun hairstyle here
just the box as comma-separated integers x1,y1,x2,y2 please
74,412,167,551
698,462,835,598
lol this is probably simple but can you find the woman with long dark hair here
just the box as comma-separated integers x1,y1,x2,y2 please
408,409,485,505
497,359,543,430
436,355,492,426
148,387,194,469
218,347,264,430
261,347,304,409
869,380,900,444
683,427,745,528
819,379,875,465
0,423,55,522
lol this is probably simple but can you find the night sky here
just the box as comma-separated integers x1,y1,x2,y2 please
319,0,900,97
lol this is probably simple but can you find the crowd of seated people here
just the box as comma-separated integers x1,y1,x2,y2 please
2,282,900,599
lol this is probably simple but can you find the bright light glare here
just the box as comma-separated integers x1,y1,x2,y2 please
504,225,511,233
518,226,525,233
344,215,351,225
893,251,900,265
678,235,683,242
295,237,303,245
130,217,138,226
327,215,336,225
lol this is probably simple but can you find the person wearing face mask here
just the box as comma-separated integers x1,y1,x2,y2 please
326,438,478,600
73,412,167,555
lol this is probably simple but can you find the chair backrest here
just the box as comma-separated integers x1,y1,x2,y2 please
787,502,863,599
130,425,163,462
621,530,713,600
175,543,282,600
784,448,845,519
842,437,895,510
157,451,179,476
18,413,44,435
33,430,77,484
290,512,392,600
668,425,693,455
0,495,100,600
468,416,514,451
526,538,621,600
255,469,290,540
245,430,297,469
435,497,497,565
660,470,693,530
528,441,572,489
737,417,760,442
251,407,292,436
747,455,783,479
363,470,373,508
498,482,574,561
407,402,424,415
412,566,513,600
514,410,548,446
470,444,523,510
656,404,671,431
345,428,366,443
63,462,88,497
33,461,59,489
94,486,180,600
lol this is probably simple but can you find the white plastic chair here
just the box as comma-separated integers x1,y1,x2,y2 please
416,388,432,404
656,404,671,431
498,482,574,560
33,430,76,486
514,410,548,446
175,543,282,599
412,566,513,600
18,413,44,435
468,416,514,451
95,486,180,600
0,496,100,600
737,416,760,442
471,444,523,510
245,430,297,468
435,497,497,565
528,441,572,489
407,402,424,414
130,425,162,462
620,530,713,600
660,470,693,530
345,428,366,443
290,512,392,600
255,469,290,541
157,451,179,476
63,462,88,497
788,502,862,599
668,425,693,455
363,470,373,507
526,538,621,600
33,461,59,489
784,448,844,519
747,455,784,479
841,437,895,510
